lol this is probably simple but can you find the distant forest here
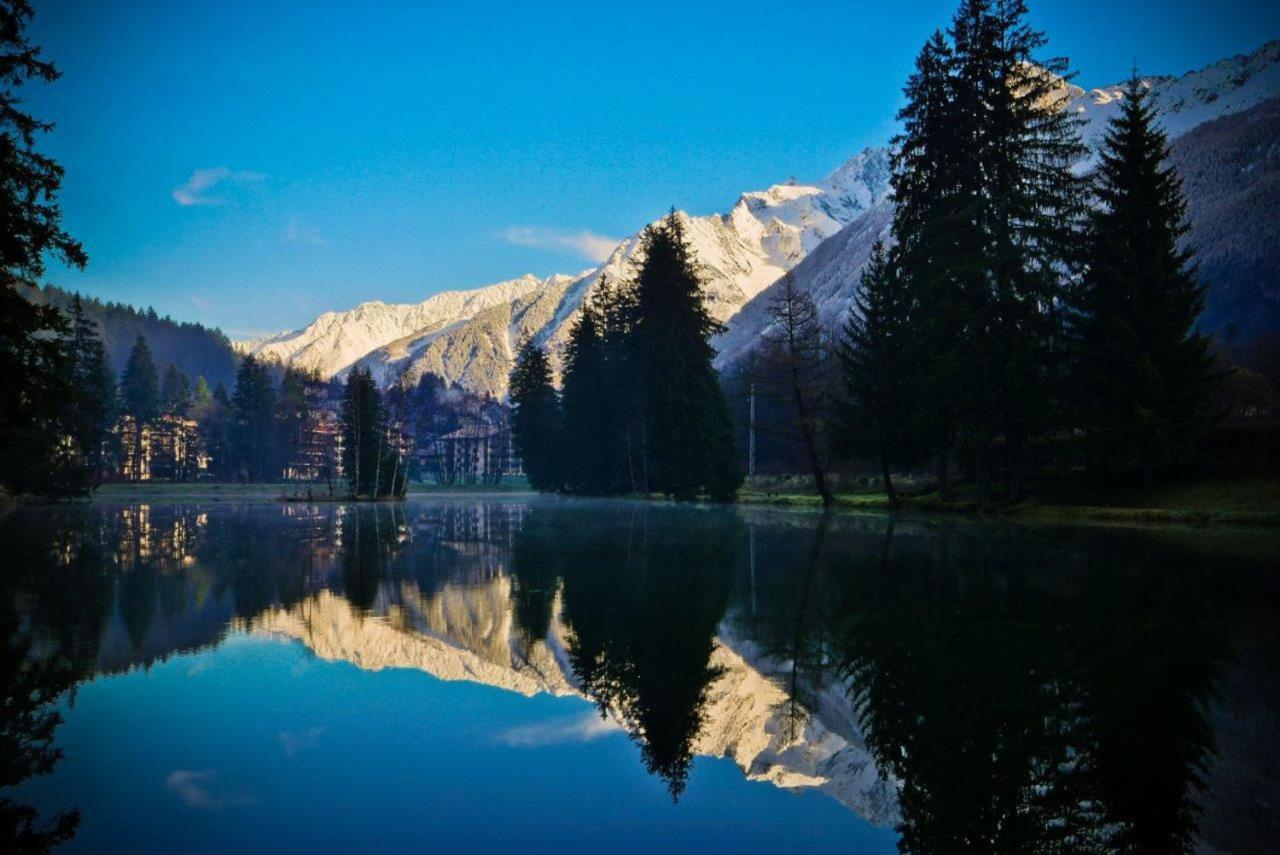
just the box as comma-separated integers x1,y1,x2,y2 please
33,284,240,388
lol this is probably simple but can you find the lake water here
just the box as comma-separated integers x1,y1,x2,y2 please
1,498,1277,853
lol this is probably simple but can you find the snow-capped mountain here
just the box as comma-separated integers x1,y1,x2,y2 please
238,147,892,395
238,40,1279,395
717,39,1280,369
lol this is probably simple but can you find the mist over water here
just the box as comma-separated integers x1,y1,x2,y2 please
1,499,1276,852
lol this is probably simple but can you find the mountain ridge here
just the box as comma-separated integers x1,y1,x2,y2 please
238,39,1280,397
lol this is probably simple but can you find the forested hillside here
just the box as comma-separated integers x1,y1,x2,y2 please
33,285,239,387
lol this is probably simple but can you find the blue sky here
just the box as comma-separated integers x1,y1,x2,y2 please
26,0,1280,337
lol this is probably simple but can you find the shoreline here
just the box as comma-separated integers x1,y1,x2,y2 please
5,478,1276,531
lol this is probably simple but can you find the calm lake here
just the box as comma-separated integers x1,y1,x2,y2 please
2,498,1277,852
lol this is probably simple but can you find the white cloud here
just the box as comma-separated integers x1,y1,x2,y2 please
165,770,258,811
189,295,213,312
278,726,325,758
495,711,622,747
499,226,621,262
172,167,266,206
282,216,325,246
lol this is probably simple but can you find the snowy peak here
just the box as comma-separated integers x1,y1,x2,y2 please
1069,40,1280,148
237,272,580,379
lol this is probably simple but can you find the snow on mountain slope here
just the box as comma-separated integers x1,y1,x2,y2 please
236,274,570,379
239,41,1278,394
716,39,1280,370
241,147,892,397
247,578,898,825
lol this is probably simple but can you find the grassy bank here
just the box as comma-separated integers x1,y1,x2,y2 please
739,472,1280,528
88,477,533,503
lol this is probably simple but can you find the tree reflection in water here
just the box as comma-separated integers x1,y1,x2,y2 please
0,501,1275,850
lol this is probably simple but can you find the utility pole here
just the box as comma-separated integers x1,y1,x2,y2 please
748,382,756,478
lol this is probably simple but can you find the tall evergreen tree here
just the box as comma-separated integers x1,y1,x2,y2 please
120,335,159,480
0,1,87,495
561,300,614,494
195,382,233,480
633,212,742,501
63,296,117,486
889,30,973,499
838,243,916,505
949,0,1087,500
1073,78,1217,484
160,363,191,417
275,366,310,481
229,355,278,482
509,342,561,492
340,367,388,496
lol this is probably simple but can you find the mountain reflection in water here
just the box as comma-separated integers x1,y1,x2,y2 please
1,499,1277,852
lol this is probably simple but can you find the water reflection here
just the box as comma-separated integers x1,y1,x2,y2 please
0,500,1276,851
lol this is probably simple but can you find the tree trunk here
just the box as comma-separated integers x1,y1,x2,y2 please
936,433,952,502
880,446,898,507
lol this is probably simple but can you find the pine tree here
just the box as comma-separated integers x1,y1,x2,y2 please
275,366,310,481
633,212,742,501
0,1,86,495
948,0,1087,500
63,296,117,486
561,300,613,493
121,335,160,480
1073,77,1217,485
196,382,233,480
838,243,916,505
596,276,644,492
340,367,385,496
192,376,213,411
160,364,191,417
889,29,974,499
229,355,278,482
509,342,561,492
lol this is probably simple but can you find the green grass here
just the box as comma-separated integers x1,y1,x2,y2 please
89,477,533,503
738,472,1280,529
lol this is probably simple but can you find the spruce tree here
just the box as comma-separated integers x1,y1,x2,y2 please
633,212,742,501
121,335,160,479
160,364,191,417
275,366,310,480
340,367,386,496
0,0,86,496
64,296,116,486
509,342,561,492
890,30,974,499
1073,78,1216,484
230,355,278,482
838,243,915,505
948,0,1087,500
561,300,614,494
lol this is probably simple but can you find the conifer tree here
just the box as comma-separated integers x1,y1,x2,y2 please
509,342,561,492
945,0,1087,500
64,296,117,486
340,367,390,496
275,366,310,481
561,299,615,494
193,376,213,410
0,0,87,496
890,30,972,499
632,212,741,501
160,364,191,417
1073,78,1216,484
230,355,277,482
121,335,160,480
838,243,915,505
